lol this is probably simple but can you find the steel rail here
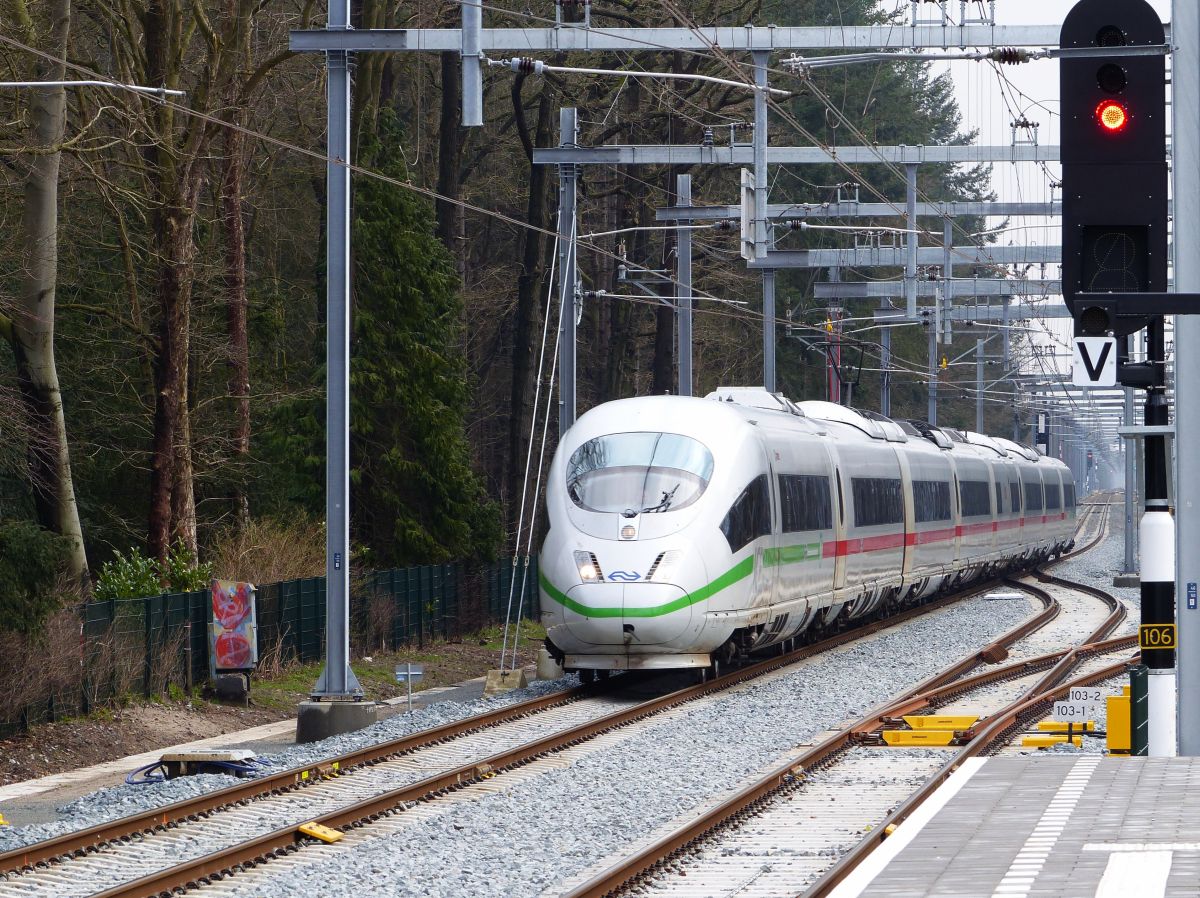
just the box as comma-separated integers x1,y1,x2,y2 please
81,574,1031,898
802,657,1132,898
0,577,1015,880
560,505,1116,898
560,633,1133,898
2,506,1106,893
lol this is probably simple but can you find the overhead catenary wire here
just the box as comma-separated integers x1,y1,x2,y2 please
499,209,564,674
0,23,1086,414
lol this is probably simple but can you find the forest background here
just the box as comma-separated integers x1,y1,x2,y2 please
0,0,1017,636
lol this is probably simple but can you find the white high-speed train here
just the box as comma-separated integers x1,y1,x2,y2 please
538,388,1077,676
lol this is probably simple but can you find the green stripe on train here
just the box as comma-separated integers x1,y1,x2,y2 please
538,555,754,618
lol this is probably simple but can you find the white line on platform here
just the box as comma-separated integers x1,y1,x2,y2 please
826,756,987,898
990,755,1102,898
1094,849,1172,898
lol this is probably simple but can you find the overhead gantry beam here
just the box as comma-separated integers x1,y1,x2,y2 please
290,25,1064,54
871,301,1070,320
822,279,1061,300
657,201,1063,221
750,246,1061,268
534,144,1060,166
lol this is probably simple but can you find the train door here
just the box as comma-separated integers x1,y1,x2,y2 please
829,445,849,596
895,446,915,587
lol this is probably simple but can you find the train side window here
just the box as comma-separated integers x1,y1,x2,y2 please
913,479,951,523
959,480,992,518
1064,483,1076,508
778,474,833,532
720,474,772,553
994,480,1004,515
851,477,903,527
1045,480,1062,510
1009,477,1022,514
1023,478,1044,512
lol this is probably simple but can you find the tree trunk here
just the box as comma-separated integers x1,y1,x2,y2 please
9,0,89,589
221,0,252,531
222,119,251,530
149,200,201,562
435,50,464,276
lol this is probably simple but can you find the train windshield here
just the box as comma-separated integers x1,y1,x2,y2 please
566,432,714,515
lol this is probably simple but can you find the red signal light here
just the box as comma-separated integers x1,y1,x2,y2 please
1096,101,1128,132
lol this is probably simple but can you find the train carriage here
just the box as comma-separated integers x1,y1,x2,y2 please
540,388,1077,675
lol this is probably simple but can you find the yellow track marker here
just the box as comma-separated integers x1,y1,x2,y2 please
1038,720,1095,732
882,730,956,746
1022,735,1083,748
298,821,343,843
902,715,979,730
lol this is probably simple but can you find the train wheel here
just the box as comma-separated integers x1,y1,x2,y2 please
577,669,596,685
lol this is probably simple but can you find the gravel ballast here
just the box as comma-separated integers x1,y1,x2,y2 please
0,677,575,854
0,517,1128,894
211,593,1036,898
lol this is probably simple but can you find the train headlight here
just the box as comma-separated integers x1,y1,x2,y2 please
647,550,681,583
574,550,604,583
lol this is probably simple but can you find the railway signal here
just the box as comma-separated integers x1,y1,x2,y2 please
1061,0,1175,756
1060,0,1167,341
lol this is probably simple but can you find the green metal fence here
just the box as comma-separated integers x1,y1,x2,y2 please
2,556,540,737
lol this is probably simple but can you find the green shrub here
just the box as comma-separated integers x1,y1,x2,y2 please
95,542,214,600
0,521,71,635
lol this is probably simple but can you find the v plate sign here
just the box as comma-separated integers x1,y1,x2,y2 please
1072,336,1118,387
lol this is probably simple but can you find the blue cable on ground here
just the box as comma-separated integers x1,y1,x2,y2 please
124,757,263,784
125,762,168,785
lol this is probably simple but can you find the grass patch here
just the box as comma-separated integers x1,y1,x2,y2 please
246,619,546,712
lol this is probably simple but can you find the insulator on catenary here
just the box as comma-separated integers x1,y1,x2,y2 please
988,47,1030,65
510,57,545,74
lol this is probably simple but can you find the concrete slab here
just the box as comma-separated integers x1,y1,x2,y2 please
295,700,380,744
832,757,1200,898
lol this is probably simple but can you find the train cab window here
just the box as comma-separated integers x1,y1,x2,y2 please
1045,481,1062,510
959,480,992,518
721,474,772,552
778,474,833,532
913,480,951,523
1064,483,1076,508
851,477,903,527
1023,478,1044,513
566,432,714,515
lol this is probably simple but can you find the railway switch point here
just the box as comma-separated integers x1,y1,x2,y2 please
980,642,1009,664
159,749,257,779
295,699,380,744
484,668,528,696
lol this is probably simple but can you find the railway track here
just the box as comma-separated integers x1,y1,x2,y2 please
0,502,1112,898
558,503,1129,898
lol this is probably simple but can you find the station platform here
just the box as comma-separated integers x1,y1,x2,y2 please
832,757,1200,898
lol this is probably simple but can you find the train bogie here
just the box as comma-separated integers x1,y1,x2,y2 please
539,389,1077,673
